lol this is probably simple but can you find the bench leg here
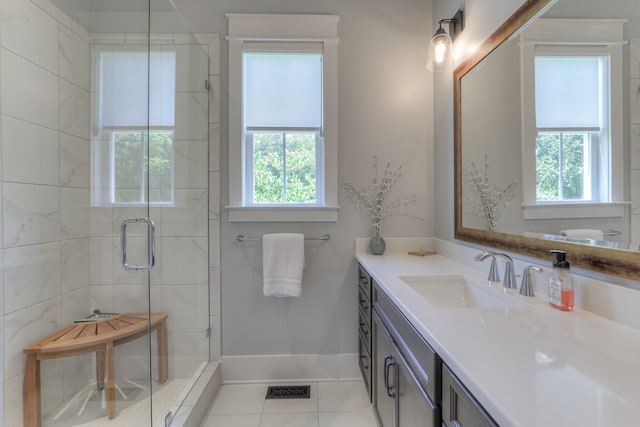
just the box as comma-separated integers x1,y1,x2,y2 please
157,320,168,384
96,350,105,390
105,342,116,418
24,354,41,427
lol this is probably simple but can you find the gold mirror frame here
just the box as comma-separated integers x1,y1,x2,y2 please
454,0,640,281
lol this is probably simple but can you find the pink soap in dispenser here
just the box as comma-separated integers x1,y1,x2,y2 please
548,250,574,311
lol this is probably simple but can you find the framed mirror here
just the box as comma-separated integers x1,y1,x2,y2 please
454,0,640,280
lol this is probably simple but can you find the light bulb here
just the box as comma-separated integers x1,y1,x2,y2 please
426,30,454,72
434,41,447,63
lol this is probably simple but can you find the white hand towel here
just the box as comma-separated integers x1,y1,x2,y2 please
561,229,604,240
263,233,304,297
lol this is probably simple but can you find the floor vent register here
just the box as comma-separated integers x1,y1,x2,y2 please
265,385,311,399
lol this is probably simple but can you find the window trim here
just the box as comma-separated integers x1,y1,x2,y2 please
520,19,625,219
226,14,340,222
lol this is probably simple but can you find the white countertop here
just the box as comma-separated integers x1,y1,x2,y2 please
356,251,640,427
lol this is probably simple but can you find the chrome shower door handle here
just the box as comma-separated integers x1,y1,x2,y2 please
121,217,156,272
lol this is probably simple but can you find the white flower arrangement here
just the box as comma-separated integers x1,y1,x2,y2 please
343,156,419,235
463,154,518,232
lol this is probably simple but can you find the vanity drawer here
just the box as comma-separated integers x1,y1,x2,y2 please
358,334,371,400
442,364,497,427
358,286,371,327
358,309,371,352
358,265,372,301
374,284,440,403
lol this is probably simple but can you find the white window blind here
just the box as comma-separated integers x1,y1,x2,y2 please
97,51,176,127
535,56,603,129
243,42,323,129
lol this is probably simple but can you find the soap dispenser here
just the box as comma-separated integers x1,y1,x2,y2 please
548,250,574,311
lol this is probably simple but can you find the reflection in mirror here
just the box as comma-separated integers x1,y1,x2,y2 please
455,0,640,280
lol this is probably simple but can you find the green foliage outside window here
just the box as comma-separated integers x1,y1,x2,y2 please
252,132,317,203
114,131,173,203
536,133,586,201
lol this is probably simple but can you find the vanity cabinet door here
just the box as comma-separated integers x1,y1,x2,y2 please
442,364,497,427
373,312,397,427
396,347,438,427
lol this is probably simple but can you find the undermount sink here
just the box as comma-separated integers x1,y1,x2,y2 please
399,275,526,309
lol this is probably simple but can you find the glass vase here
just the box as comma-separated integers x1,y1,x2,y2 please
369,234,386,255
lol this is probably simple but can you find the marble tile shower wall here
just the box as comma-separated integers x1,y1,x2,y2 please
1,0,93,424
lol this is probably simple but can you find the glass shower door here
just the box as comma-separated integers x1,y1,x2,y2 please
77,2,159,426
148,0,212,423
0,0,210,424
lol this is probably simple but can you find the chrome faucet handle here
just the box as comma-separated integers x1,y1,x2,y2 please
503,259,517,289
474,251,515,288
519,266,543,297
487,256,501,283
474,252,501,283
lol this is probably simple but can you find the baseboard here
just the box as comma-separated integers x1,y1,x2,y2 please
221,353,360,383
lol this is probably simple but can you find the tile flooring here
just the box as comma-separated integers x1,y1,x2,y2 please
200,380,378,427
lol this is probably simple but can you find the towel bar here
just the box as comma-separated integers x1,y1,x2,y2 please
237,234,330,242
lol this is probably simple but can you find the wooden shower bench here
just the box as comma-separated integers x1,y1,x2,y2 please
23,313,168,427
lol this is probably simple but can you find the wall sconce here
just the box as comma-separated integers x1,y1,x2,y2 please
426,9,464,72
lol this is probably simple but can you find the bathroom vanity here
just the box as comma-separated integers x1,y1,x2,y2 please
356,249,640,427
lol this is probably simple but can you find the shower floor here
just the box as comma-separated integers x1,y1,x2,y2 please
43,377,191,427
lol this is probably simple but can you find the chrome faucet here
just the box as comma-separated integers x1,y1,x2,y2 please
519,266,543,297
474,251,517,289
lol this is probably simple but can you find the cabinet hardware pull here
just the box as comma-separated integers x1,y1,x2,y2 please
384,355,396,397
383,355,391,389
450,387,463,427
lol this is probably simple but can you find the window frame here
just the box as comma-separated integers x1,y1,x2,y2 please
520,19,626,219
226,14,340,222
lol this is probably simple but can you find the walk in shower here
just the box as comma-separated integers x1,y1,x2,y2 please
1,0,219,425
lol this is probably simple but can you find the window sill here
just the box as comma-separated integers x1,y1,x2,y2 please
521,202,630,220
226,205,339,222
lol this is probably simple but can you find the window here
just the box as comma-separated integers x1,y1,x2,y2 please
92,49,176,206
111,130,174,204
520,19,625,219
243,44,324,205
534,53,607,203
248,130,321,204
227,14,339,222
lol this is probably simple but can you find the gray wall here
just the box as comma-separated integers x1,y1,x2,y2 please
173,0,434,357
